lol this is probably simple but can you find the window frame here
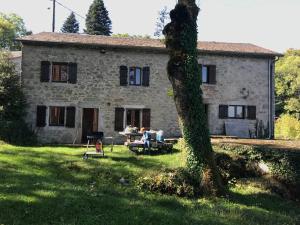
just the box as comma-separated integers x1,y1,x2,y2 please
49,106,66,126
202,65,209,84
228,105,245,119
129,67,142,86
51,62,69,83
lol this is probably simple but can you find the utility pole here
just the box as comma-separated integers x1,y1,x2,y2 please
52,0,56,32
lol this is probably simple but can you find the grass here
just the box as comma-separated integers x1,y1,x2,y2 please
0,142,299,225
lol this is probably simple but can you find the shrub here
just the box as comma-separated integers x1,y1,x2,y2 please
137,168,201,198
275,114,300,140
0,120,37,145
214,143,300,200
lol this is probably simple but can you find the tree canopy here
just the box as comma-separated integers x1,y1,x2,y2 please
275,49,300,119
85,0,112,36
0,13,31,50
61,12,79,33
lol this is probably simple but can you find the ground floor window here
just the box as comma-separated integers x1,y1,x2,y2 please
36,105,76,128
49,106,65,126
219,105,256,120
115,108,151,131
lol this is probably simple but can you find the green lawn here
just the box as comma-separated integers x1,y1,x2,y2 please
0,142,299,225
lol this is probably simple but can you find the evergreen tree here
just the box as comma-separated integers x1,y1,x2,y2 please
85,0,112,36
61,12,79,33
163,0,225,196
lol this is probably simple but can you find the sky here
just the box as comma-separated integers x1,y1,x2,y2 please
1,0,300,53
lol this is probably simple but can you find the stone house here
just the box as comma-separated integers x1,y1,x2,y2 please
19,32,281,143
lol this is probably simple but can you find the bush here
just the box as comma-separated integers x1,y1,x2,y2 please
214,143,300,200
137,168,201,198
275,114,300,140
0,120,37,145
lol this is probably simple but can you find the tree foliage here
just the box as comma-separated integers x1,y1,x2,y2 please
0,51,25,120
85,0,112,36
154,6,170,38
275,49,300,119
0,51,36,144
0,13,31,50
163,0,225,196
61,12,79,33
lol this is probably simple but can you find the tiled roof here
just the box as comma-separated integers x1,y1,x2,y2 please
19,32,282,57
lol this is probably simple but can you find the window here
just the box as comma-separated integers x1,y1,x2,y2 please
114,108,151,131
228,105,245,119
49,107,65,126
202,66,208,83
52,63,68,82
200,64,216,84
40,61,77,84
129,67,142,85
219,105,256,119
119,66,150,87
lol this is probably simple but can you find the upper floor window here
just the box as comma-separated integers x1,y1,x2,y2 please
129,67,142,85
40,61,77,84
120,66,150,87
200,64,216,84
52,63,68,82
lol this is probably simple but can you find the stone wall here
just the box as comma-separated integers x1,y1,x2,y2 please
21,44,272,143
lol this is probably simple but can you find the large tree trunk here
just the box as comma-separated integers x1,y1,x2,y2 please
163,0,226,196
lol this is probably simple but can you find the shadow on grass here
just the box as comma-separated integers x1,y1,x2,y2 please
0,145,300,225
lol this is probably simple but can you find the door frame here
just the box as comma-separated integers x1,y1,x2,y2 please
81,108,99,143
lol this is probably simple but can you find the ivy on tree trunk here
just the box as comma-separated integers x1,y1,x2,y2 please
163,0,226,196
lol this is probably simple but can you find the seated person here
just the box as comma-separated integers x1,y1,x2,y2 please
156,130,164,143
140,127,151,151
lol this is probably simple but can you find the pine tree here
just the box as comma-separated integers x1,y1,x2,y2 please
85,0,112,36
163,0,226,196
61,12,79,33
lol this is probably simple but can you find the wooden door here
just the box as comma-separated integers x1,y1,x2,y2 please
82,108,98,143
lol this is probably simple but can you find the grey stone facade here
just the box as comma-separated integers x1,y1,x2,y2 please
21,40,276,144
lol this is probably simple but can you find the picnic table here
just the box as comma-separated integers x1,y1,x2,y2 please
119,132,173,154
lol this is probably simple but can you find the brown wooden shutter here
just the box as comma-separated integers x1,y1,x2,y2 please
40,61,50,82
208,65,216,84
142,108,151,129
36,105,46,127
68,63,77,84
142,67,150,86
219,105,228,119
247,106,256,120
115,108,124,131
120,66,128,86
66,107,76,128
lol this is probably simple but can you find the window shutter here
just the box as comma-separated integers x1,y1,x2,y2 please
115,108,124,131
68,63,77,84
219,105,228,119
40,61,50,82
247,106,256,120
142,67,150,86
120,66,128,86
36,105,46,127
208,65,216,84
66,107,76,128
142,108,151,129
